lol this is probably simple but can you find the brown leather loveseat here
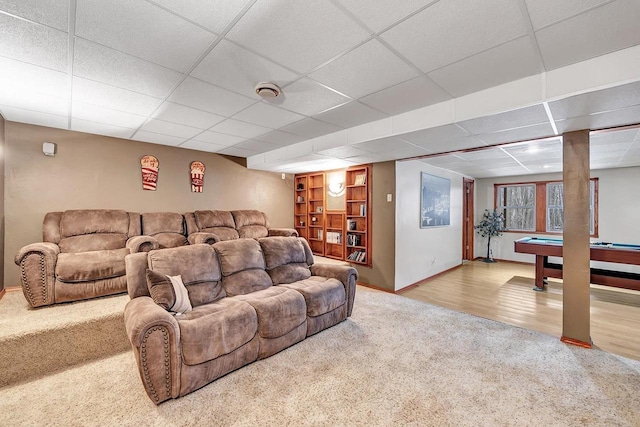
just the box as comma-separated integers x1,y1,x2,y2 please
124,237,357,404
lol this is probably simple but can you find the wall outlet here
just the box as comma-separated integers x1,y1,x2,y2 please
386,193,392,202
281,173,285,180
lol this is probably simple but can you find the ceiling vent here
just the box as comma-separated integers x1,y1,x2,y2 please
255,82,281,98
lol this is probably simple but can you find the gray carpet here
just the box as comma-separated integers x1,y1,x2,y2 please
1,287,639,426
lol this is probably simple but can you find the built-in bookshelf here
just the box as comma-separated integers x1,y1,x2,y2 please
307,173,325,256
325,212,345,260
345,166,371,266
294,165,371,267
294,175,308,241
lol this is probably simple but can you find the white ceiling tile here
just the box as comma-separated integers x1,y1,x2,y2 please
210,118,271,139
555,104,640,134
191,39,299,99
384,144,431,160
315,145,371,158
548,81,640,119
536,0,640,70
477,122,555,145
76,0,216,73
335,0,434,32
254,130,306,146
502,138,562,160
71,118,136,139
309,39,419,99
457,105,549,135
191,130,246,147
218,145,258,157
180,140,227,152
0,13,67,71
590,128,639,146
0,57,68,98
149,0,250,33
412,136,487,153
0,105,68,129
233,139,279,153
140,119,203,139
72,77,162,116
225,0,369,73
343,153,387,164
151,102,225,129
131,130,186,146
455,148,512,162
380,0,527,72
280,118,343,139
169,77,256,117
232,102,305,128
524,0,611,30
428,37,541,98
72,101,147,129
398,125,470,146
486,165,532,176
352,137,419,154
278,78,350,116
0,86,68,116
359,76,451,115
313,101,388,128
0,0,69,31
73,38,182,98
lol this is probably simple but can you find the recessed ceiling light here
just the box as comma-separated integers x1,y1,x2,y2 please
255,82,281,98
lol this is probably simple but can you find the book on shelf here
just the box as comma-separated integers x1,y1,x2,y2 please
326,231,342,244
347,233,361,246
354,173,366,185
347,249,366,262
359,203,366,216
317,229,323,240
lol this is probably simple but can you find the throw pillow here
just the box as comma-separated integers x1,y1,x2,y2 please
146,269,192,315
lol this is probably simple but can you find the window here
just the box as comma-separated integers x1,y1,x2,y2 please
496,184,536,231
495,179,598,236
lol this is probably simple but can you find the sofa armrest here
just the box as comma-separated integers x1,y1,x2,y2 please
14,243,60,307
187,232,220,245
124,297,181,404
310,264,358,317
126,236,159,253
268,228,299,237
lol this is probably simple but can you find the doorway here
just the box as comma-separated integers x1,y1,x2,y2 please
462,178,475,261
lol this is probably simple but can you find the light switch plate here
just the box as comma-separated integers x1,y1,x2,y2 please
387,193,392,202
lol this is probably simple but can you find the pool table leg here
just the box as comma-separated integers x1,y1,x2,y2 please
533,255,546,292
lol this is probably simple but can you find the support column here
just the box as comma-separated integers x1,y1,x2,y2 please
561,130,591,347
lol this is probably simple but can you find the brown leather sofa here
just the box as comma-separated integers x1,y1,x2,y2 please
124,237,357,404
14,209,157,308
140,212,188,249
184,210,298,244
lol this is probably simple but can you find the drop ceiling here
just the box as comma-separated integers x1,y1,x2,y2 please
1,0,640,177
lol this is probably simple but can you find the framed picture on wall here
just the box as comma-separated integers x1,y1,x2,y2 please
420,173,450,228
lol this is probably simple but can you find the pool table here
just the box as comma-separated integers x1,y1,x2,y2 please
514,237,640,292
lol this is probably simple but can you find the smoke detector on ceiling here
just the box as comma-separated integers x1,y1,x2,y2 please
255,82,281,98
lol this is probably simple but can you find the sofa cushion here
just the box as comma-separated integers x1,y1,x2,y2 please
146,269,192,314
147,245,225,307
214,239,272,296
259,237,311,285
199,227,238,241
58,233,128,253
280,277,346,317
234,287,306,339
177,298,257,365
232,210,269,239
141,212,184,235
153,232,188,249
195,210,235,229
56,248,129,282
59,209,130,238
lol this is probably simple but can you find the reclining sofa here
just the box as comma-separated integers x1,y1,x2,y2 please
124,237,357,404
15,209,298,308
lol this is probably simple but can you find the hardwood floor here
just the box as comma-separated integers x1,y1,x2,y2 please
399,260,640,361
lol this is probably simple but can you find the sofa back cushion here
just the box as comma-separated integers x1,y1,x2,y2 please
194,210,239,241
147,245,225,307
141,212,187,248
213,239,272,296
231,210,269,239
50,210,140,253
259,237,311,285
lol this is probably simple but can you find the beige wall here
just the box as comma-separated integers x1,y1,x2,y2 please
0,114,5,291
353,161,396,291
4,122,293,287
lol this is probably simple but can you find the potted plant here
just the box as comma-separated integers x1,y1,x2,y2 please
475,209,505,263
